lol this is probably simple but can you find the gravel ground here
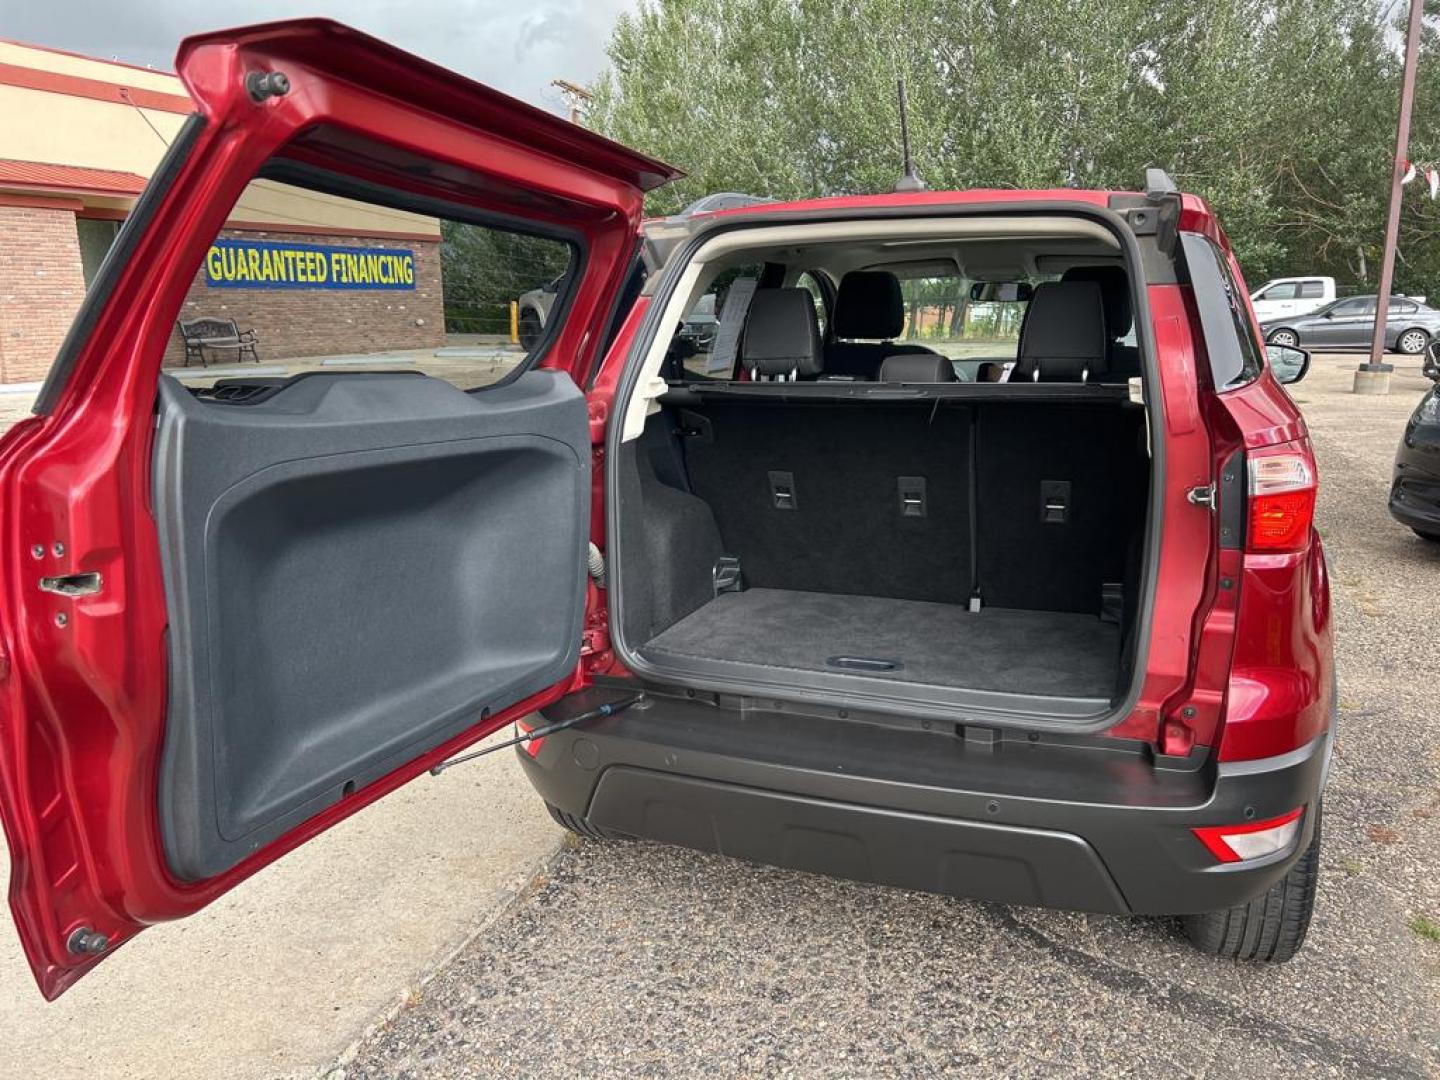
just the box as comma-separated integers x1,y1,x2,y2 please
340,355,1440,1079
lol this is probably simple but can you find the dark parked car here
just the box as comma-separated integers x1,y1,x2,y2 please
0,20,1333,1001
1390,343,1440,541
677,291,719,351
1261,294,1440,355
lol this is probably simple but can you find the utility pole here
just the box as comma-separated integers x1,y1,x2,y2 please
1358,0,1426,395
550,78,592,125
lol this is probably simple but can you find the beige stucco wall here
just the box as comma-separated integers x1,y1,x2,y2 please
0,43,439,238
232,180,440,239
0,40,184,94
0,84,188,177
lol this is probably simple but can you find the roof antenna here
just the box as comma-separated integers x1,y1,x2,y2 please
893,77,927,193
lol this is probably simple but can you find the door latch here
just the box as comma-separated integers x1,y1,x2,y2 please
39,572,103,597
1186,485,1218,512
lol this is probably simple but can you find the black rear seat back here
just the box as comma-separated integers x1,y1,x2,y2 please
879,353,956,382
1060,265,1140,382
1012,280,1107,383
825,270,939,380
740,287,823,380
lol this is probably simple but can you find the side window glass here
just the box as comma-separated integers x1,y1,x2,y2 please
1263,283,1298,300
172,176,575,394
1297,281,1325,299
795,270,829,338
669,265,761,380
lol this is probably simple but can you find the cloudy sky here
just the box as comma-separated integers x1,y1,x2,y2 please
0,0,639,114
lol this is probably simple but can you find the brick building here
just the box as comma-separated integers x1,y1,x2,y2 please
0,38,445,385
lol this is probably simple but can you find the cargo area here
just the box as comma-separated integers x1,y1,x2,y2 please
615,393,1151,707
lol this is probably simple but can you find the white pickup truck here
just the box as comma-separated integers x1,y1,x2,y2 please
1249,276,1336,321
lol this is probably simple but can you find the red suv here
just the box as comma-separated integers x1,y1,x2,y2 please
0,21,1332,1000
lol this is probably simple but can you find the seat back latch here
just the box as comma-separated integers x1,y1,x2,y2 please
768,470,797,510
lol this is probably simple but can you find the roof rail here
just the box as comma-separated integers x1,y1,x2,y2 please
675,192,777,217
1144,168,1179,199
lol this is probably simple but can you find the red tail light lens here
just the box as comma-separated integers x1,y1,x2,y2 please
1248,450,1316,552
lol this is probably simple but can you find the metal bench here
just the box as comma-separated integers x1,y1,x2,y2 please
176,318,260,367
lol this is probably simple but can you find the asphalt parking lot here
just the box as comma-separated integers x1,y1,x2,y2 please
339,355,1440,1079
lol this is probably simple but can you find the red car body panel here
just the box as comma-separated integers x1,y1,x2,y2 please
0,21,1330,999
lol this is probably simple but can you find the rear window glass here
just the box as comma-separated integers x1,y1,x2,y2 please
167,173,575,394
1183,236,1263,390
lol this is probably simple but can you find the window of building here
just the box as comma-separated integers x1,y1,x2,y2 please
76,216,123,286
167,173,576,392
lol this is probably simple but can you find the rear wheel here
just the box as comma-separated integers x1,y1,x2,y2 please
1267,328,1300,348
1397,328,1430,355
1181,806,1321,963
545,801,628,841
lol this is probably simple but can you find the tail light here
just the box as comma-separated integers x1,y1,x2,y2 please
1193,807,1304,863
1247,446,1316,552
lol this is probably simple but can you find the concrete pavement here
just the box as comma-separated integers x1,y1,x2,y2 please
0,750,563,1079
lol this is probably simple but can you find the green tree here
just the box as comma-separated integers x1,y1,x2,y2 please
440,221,571,335
588,0,1421,293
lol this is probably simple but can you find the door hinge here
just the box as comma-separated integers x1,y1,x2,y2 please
1186,484,1217,512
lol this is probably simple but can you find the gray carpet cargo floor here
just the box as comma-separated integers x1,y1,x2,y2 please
642,588,1119,698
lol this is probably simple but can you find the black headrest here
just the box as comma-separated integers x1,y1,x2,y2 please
1061,265,1132,339
879,353,956,382
834,271,905,339
740,288,822,377
1014,281,1107,382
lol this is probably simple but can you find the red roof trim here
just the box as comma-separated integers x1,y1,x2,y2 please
0,60,191,114
0,159,150,197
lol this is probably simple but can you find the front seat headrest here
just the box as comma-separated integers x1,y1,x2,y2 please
1061,265,1133,339
879,353,956,382
1014,281,1107,382
740,287,822,378
834,271,905,339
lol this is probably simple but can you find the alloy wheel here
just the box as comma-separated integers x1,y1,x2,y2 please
1398,329,1429,355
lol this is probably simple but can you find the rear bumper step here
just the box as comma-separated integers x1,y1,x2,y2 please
519,686,1328,916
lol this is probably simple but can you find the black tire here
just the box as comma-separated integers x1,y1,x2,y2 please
518,309,543,352
544,801,627,842
1267,328,1300,348
1397,328,1430,356
1412,527,1440,543
1182,807,1321,963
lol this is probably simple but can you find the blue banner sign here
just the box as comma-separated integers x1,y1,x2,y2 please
204,238,417,290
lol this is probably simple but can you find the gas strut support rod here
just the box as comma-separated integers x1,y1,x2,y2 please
429,693,645,776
